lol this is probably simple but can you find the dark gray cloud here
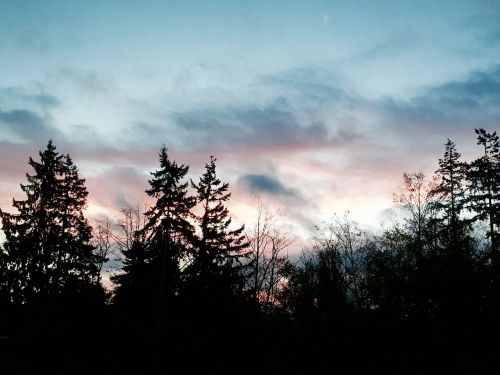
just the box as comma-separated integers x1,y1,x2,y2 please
71,62,500,202
258,63,500,133
32,93,59,108
379,64,500,129
0,85,63,146
168,64,364,153
423,66,500,107
239,174,289,195
0,109,61,142
0,109,42,127
0,87,60,109
238,107,329,146
174,104,360,153
237,173,304,205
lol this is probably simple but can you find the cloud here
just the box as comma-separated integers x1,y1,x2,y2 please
464,8,500,47
0,87,60,109
380,64,500,128
85,166,149,214
238,107,329,146
0,109,62,142
0,84,63,145
237,173,304,204
424,66,500,108
54,68,117,98
259,66,351,106
174,103,362,155
238,174,288,195
2,60,500,241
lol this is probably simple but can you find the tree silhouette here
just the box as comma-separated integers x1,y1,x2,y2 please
141,146,196,338
393,172,438,260
312,213,373,307
188,156,248,295
0,140,101,305
467,129,500,314
3,131,500,373
244,202,292,310
468,129,500,261
111,205,150,316
431,139,474,257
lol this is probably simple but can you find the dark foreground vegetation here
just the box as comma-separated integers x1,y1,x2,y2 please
1,129,500,374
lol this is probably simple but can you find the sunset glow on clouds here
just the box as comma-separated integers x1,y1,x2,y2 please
1,1,500,248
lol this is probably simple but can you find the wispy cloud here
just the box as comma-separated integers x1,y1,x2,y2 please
2,60,500,237
377,64,500,141
0,87,60,109
0,109,61,143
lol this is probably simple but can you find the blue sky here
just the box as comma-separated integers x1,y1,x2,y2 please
1,0,500,246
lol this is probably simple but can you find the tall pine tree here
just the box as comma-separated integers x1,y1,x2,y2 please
141,146,196,337
432,139,471,247
431,139,478,320
188,156,248,294
0,140,101,304
468,129,500,258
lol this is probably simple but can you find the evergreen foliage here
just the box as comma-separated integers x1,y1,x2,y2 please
0,140,101,305
188,156,248,294
431,139,472,246
468,129,500,255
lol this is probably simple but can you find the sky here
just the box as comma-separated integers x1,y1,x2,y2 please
1,0,500,250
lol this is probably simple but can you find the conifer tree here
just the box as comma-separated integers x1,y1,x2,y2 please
468,129,500,258
189,156,248,294
111,205,150,310
431,139,478,319
112,231,150,309
141,146,196,336
432,139,471,246
0,140,101,304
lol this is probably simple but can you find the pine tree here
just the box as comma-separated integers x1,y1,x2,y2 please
431,139,471,246
112,232,150,309
189,156,248,294
141,146,196,337
0,140,101,304
468,129,500,258
431,139,478,320
111,205,150,311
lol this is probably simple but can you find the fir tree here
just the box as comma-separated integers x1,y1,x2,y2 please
431,139,478,319
431,139,471,246
111,232,150,310
0,140,101,304
141,146,196,337
189,156,248,294
468,129,500,257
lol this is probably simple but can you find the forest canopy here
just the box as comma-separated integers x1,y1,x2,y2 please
1,128,500,374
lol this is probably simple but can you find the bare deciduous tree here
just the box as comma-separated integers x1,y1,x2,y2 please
313,212,373,307
92,216,114,274
91,203,148,288
245,202,293,311
393,171,439,257
115,203,147,254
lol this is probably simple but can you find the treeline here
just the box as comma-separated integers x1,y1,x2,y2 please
1,129,500,374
